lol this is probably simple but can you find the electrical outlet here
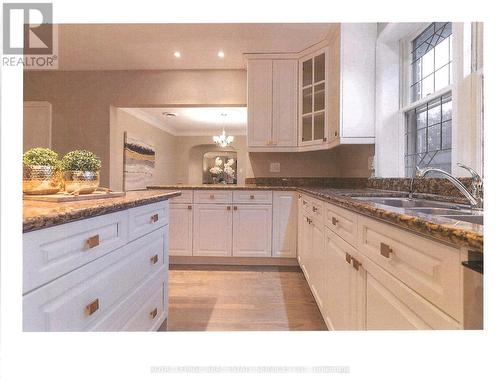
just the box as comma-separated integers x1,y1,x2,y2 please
270,162,280,173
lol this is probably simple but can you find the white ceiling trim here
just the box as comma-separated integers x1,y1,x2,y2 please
121,108,176,135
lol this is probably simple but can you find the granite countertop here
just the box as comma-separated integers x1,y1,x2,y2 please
148,184,483,251
297,187,483,251
23,190,181,233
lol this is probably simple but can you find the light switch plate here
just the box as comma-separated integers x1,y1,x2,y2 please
270,162,280,173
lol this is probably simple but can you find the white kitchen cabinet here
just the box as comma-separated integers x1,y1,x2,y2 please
323,228,365,330
298,212,313,281
247,60,273,147
193,204,233,257
272,192,297,257
247,59,298,149
169,204,193,256
232,204,273,257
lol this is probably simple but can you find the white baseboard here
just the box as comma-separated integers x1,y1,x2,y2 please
170,255,299,267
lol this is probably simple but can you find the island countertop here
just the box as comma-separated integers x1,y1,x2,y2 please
148,184,483,250
23,190,182,233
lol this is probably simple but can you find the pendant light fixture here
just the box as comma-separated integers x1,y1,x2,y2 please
213,113,234,148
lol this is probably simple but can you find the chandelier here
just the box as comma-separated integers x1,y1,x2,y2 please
213,113,234,148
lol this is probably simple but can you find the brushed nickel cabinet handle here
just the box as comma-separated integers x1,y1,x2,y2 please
151,213,159,223
85,299,99,316
209,194,215,199
250,194,255,199
345,253,352,264
331,217,338,225
150,308,158,320
312,206,318,212
150,254,158,265
352,258,362,271
380,242,393,258
86,234,100,249
227,206,231,210
233,206,238,210
187,205,192,210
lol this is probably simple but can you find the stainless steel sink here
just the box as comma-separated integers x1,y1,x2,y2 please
352,197,467,210
442,215,483,225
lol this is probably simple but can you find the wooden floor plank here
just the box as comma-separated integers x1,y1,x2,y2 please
164,265,327,331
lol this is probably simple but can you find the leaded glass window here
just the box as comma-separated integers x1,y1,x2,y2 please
410,22,452,102
405,92,452,177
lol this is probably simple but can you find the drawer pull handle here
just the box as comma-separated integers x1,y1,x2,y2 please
187,205,192,210
302,200,308,205
312,206,318,212
85,299,99,316
227,206,231,210
209,194,215,199
380,242,393,258
307,217,312,224
86,234,100,249
234,206,238,210
151,213,159,223
150,308,158,320
352,258,362,271
345,253,352,264
331,217,338,225
250,194,255,199
150,254,159,265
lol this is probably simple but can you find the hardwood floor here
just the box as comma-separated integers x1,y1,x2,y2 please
165,265,327,331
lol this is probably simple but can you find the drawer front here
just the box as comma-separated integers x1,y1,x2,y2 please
23,210,128,294
23,227,167,331
92,267,168,331
128,200,169,241
308,197,324,222
194,190,232,203
300,195,313,214
170,190,193,204
232,190,272,204
357,215,462,320
325,203,357,245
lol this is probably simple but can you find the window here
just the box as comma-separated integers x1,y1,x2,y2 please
410,22,452,102
404,22,453,177
405,92,452,176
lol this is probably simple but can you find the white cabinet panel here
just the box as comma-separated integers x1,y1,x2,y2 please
272,191,297,257
232,204,272,257
272,60,298,147
247,60,273,147
193,204,233,256
128,200,169,241
194,190,232,203
170,190,193,203
232,190,272,204
169,204,193,256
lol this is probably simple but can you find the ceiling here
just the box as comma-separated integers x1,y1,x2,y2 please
57,23,333,70
122,107,247,136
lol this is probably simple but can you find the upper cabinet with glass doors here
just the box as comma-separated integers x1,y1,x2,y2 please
300,50,327,145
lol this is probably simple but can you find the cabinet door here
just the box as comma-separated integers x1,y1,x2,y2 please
247,60,273,147
169,204,193,256
272,192,297,257
323,228,365,330
298,213,313,281
272,60,298,147
232,204,272,257
308,217,325,310
193,204,232,257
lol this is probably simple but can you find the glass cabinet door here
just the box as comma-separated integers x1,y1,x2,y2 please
301,50,327,144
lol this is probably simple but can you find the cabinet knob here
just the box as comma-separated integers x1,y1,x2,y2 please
352,258,362,271
233,206,238,210
323,137,327,142
187,205,192,210
149,307,158,320
209,194,215,199
345,253,352,264
227,206,231,210
150,254,159,265
151,213,159,223
85,298,99,316
250,194,255,199
86,234,100,249
380,242,393,258
312,206,318,212
331,217,338,226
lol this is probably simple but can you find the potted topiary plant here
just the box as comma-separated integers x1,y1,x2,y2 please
23,148,62,195
61,150,101,194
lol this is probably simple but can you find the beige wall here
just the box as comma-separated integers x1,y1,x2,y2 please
112,108,178,189
24,70,247,188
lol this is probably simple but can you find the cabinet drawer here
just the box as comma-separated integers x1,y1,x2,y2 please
232,190,272,204
128,201,169,241
300,195,313,214
23,210,128,294
194,190,232,203
362,256,460,330
23,227,167,331
325,203,357,245
170,190,193,203
357,215,462,320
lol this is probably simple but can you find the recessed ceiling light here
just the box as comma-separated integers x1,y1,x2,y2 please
162,112,177,118
173,51,181,58
218,51,225,58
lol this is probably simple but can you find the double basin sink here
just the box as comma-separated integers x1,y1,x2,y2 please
352,197,483,225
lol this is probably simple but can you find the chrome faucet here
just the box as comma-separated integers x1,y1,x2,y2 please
415,164,483,209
